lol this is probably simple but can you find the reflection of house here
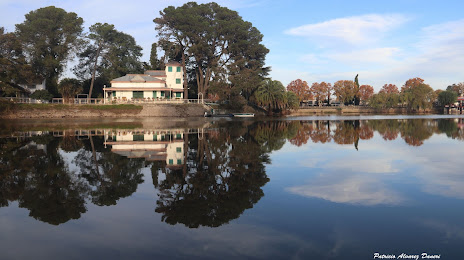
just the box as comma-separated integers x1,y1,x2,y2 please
105,130,184,167
105,61,184,101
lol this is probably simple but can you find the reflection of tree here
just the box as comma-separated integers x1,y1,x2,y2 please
74,136,145,206
1,133,146,225
437,119,464,141
333,121,360,147
251,121,298,152
399,119,435,146
359,123,374,140
367,120,400,141
309,121,332,144
289,122,312,147
153,122,272,228
0,136,88,225
59,130,84,152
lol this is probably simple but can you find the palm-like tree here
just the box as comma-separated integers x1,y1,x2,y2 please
255,79,286,112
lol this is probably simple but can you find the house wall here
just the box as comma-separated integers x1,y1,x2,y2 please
111,90,182,100
165,65,183,90
19,79,46,94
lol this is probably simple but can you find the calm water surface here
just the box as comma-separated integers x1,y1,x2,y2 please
1,116,464,259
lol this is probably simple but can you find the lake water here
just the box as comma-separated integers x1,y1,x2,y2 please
1,116,464,259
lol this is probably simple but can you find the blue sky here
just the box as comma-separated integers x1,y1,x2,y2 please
1,0,463,90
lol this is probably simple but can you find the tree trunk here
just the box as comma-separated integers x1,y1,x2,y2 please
182,51,188,100
88,41,103,103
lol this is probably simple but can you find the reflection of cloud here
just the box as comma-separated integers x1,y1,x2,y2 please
420,219,464,241
287,173,404,206
324,159,399,174
410,149,464,199
287,131,464,203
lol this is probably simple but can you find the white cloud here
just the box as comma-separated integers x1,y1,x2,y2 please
285,14,409,45
284,17,464,90
326,47,401,64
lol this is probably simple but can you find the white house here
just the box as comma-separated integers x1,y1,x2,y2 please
18,79,46,95
105,61,184,102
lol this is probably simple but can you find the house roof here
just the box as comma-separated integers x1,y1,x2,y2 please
166,60,182,66
110,74,165,83
145,70,166,77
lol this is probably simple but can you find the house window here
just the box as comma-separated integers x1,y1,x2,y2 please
176,147,182,153
161,91,165,97
176,67,181,72
176,133,182,139
169,159,173,165
176,78,181,84
133,91,143,98
168,66,172,72
153,91,157,98
161,135,165,141
177,159,182,165
153,135,157,141
176,93,181,98
133,135,144,141
112,91,116,97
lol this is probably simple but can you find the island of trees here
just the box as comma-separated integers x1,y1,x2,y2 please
1,2,462,115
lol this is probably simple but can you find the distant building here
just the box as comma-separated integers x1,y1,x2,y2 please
18,79,46,94
105,61,184,102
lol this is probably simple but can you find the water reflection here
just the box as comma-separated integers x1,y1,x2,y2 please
1,118,464,226
0,131,146,225
289,118,464,148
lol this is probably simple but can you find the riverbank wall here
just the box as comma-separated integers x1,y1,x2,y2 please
0,103,209,119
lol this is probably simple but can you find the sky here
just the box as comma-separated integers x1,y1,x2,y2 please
1,0,463,91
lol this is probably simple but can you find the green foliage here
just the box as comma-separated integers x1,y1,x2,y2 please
254,79,286,112
0,27,38,93
446,83,464,96
30,89,53,101
58,78,82,103
437,90,457,106
74,23,143,97
15,6,84,96
401,83,436,111
368,92,400,109
149,42,163,70
154,2,269,101
286,91,300,109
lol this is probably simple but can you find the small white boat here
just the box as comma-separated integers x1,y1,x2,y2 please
232,113,254,117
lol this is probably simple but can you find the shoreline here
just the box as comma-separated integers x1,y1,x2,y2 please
1,103,461,119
